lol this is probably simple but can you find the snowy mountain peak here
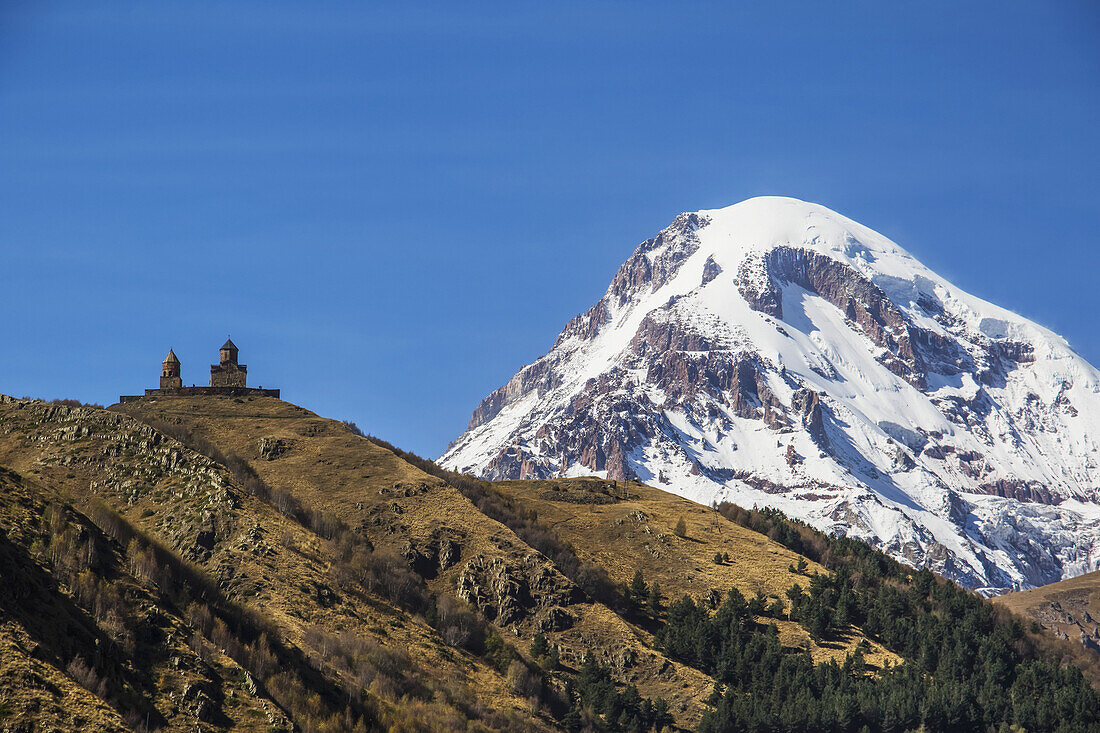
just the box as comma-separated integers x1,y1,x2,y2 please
442,198,1100,593
699,196,901,256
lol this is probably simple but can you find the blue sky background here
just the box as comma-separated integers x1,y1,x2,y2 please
1,1,1098,457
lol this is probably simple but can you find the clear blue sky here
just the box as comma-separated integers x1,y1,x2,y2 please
2,2,1098,458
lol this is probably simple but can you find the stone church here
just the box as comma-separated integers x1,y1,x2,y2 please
120,339,279,402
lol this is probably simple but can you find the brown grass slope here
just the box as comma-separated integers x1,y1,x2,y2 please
0,466,276,732
489,478,899,670
994,569,1100,685
0,622,129,733
0,395,553,732
112,395,910,724
112,395,718,727
0,392,919,732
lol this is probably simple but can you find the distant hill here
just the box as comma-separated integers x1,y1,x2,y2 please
0,393,1098,731
996,569,1100,681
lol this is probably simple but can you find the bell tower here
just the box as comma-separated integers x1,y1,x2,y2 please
160,349,182,390
210,337,247,387
219,338,239,366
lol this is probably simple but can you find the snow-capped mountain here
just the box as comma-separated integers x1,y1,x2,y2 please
441,197,1100,593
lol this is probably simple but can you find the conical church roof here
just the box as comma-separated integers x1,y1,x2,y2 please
163,349,180,364
221,338,238,351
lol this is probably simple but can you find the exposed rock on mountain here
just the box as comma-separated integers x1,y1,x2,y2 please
442,197,1100,593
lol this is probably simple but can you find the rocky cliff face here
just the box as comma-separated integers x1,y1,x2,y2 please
442,197,1100,594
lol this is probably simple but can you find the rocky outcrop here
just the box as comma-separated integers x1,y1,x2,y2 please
607,213,706,306
258,437,293,460
629,309,783,418
456,553,577,626
790,388,828,449
975,479,1062,505
555,300,610,344
536,606,575,632
738,246,927,386
465,358,560,431
0,398,240,556
401,530,465,578
701,255,723,286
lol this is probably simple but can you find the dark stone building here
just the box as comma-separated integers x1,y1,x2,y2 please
120,339,279,402
210,338,247,387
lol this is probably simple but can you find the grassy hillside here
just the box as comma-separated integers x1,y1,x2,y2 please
995,569,1100,684
2,392,1100,732
484,478,899,669
1,395,558,731
112,396,721,725
0,466,278,732
418,475,1100,730
345,433,1100,731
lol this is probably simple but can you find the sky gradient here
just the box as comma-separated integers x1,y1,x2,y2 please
2,1,1098,457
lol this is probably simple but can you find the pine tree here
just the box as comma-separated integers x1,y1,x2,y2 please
653,697,673,732
647,581,663,618
547,644,560,671
674,516,687,537
561,707,584,732
530,631,549,659
629,570,648,615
